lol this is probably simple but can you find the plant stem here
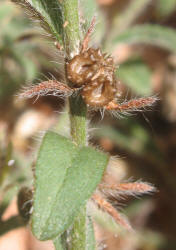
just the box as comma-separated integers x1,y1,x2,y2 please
61,0,87,146
69,96,87,146
61,0,81,58
61,1,91,249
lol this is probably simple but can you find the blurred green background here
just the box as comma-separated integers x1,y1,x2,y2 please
1,0,176,249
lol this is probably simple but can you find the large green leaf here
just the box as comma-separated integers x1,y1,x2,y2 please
113,25,176,53
32,132,78,239
117,61,152,95
32,132,108,240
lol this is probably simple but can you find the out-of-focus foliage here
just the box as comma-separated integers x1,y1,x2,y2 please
0,2,37,103
1,0,176,249
157,0,176,18
0,1,60,105
12,0,64,43
112,25,176,53
117,60,152,95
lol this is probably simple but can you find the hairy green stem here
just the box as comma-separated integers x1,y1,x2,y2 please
61,0,81,58
61,1,91,249
69,96,87,147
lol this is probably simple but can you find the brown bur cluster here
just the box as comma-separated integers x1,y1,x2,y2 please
67,48,116,107
20,16,156,114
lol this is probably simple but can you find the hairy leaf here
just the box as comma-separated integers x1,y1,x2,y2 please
32,132,78,240
32,132,108,240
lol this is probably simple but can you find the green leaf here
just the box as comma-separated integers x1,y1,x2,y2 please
32,132,108,240
12,0,63,43
113,25,176,53
117,61,152,95
32,132,78,240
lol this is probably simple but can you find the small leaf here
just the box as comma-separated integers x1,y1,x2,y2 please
117,61,152,95
113,25,176,53
32,132,108,240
